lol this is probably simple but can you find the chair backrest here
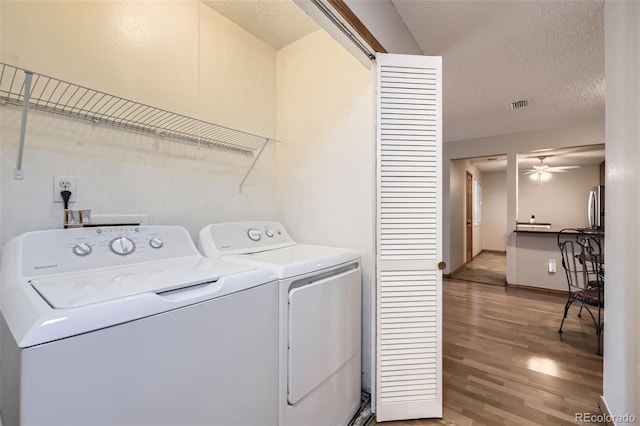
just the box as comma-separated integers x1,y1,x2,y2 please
557,229,604,292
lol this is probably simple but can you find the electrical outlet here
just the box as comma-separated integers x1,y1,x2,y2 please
548,259,556,273
53,175,77,203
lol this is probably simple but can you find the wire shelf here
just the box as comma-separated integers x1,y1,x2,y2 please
0,63,276,153
1,62,278,190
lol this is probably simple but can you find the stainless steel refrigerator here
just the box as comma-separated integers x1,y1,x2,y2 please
588,185,604,229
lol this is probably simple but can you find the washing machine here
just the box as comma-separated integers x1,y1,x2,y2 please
198,221,362,426
0,225,278,426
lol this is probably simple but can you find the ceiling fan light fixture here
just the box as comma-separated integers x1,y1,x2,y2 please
529,170,552,184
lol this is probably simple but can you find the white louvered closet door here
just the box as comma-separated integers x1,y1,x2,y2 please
375,53,443,422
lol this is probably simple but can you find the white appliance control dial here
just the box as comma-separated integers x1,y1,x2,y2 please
149,237,163,249
110,237,136,256
72,242,92,256
265,229,274,238
247,229,261,241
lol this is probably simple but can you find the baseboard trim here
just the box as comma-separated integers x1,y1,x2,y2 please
505,282,568,296
598,395,614,426
449,263,468,277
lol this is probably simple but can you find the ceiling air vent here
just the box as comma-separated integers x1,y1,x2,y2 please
511,99,529,109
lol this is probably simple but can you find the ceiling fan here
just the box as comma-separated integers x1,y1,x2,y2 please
523,156,580,184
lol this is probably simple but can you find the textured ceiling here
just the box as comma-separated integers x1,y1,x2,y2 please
202,0,318,50
391,0,605,143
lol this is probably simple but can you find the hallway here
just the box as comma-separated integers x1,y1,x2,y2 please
452,251,506,286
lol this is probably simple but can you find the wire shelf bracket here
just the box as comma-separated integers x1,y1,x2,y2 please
239,138,269,193
0,63,279,186
13,70,33,179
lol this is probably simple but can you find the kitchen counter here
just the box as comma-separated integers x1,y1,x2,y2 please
515,228,563,234
515,222,554,232
512,226,605,291
514,227,605,234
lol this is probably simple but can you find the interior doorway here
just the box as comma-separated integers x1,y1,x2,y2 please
450,156,507,285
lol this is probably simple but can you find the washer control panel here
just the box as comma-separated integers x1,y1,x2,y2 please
201,221,294,255
22,226,195,277
245,227,282,243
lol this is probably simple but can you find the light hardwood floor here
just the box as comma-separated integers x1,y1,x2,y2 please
373,278,603,426
452,252,506,286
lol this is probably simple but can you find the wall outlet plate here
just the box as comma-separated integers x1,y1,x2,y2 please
548,259,556,273
53,175,77,203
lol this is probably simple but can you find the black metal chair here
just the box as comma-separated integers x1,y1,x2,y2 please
557,228,604,355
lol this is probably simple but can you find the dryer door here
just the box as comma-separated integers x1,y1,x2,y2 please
287,265,361,404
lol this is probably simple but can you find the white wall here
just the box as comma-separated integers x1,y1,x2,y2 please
448,160,465,272
0,110,278,243
603,1,640,421
449,159,482,272
513,233,566,291
1,1,276,137
0,1,279,246
481,171,507,251
276,30,375,391
518,164,599,229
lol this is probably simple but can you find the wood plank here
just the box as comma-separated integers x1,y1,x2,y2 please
327,0,387,53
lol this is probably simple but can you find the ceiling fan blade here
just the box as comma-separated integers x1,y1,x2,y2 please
547,166,580,172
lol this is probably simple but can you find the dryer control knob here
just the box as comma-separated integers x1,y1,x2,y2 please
110,237,136,255
247,229,261,241
72,242,92,256
265,229,274,238
149,237,163,249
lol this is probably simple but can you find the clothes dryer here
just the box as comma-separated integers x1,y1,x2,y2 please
0,225,278,426
198,221,362,426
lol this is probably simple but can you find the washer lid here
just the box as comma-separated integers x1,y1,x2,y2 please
31,257,257,309
224,244,359,279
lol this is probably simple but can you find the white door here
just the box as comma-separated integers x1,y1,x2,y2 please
375,53,443,422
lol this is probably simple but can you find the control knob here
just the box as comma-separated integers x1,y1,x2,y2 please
72,242,92,256
247,229,261,241
265,229,274,238
110,237,136,256
149,237,163,249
